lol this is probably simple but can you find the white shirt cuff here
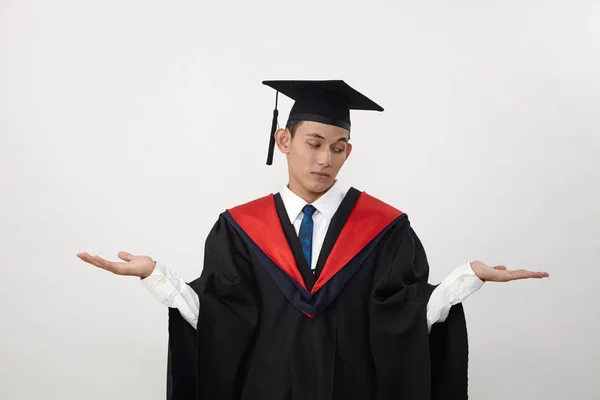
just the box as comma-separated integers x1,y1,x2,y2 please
141,261,199,328
426,262,484,332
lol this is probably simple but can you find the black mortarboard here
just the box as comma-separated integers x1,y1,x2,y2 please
262,80,384,165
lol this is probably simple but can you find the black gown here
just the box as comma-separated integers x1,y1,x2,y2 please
166,188,469,400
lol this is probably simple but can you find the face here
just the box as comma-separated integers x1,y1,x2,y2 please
275,121,353,201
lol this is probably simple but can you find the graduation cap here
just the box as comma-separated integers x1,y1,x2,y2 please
262,80,384,165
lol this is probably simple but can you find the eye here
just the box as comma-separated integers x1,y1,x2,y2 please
307,141,320,148
332,147,345,153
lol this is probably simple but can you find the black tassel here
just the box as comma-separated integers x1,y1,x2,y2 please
266,91,279,165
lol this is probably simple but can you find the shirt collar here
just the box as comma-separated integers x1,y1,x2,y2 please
279,180,350,223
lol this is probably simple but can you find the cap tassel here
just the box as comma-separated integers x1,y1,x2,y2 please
266,91,279,165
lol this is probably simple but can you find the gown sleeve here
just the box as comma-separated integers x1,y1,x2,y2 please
166,213,259,400
369,217,469,400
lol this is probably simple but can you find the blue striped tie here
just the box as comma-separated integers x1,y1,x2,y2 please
299,205,317,269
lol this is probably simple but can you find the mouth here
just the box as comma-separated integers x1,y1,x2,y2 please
311,172,331,178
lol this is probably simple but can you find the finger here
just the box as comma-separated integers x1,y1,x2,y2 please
77,252,102,267
499,269,549,281
79,253,110,270
516,270,549,279
92,255,128,275
118,251,134,262
531,271,550,278
79,252,127,275
493,265,507,270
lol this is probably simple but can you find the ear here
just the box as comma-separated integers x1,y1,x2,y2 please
345,142,353,159
275,128,292,154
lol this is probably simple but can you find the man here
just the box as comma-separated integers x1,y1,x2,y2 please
78,80,548,399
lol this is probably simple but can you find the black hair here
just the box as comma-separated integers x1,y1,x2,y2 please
286,120,351,140
286,120,303,137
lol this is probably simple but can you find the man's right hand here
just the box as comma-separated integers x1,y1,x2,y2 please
77,251,156,279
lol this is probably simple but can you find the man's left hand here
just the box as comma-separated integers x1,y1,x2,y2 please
470,261,549,282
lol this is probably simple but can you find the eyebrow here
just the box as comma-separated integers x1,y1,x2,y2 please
305,132,349,143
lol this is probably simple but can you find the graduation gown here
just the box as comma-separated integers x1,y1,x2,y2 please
166,188,469,400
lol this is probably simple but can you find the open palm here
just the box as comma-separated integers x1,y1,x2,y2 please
470,261,549,282
77,251,156,279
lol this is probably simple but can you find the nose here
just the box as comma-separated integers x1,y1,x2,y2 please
317,148,332,168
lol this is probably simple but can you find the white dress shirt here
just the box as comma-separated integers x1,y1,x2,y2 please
142,182,484,332
279,180,348,270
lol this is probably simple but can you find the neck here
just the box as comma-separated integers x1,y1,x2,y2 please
287,180,335,204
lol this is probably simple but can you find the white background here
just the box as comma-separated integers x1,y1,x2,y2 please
1,0,599,399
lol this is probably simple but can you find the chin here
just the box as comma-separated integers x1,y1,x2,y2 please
306,180,333,194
